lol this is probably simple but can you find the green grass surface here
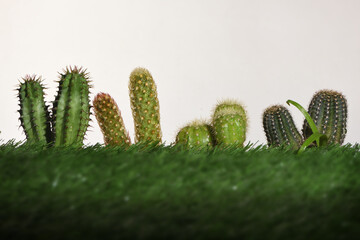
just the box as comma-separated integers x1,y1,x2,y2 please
0,141,360,239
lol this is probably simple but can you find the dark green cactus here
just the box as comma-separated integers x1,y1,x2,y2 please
263,105,303,149
212,100,247,147
302,90,347,145
175,120,214,149
17,75,52,145
52,66,91,147
93,93,131,146
129,67,162,144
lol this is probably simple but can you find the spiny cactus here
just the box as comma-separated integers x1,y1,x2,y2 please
93,93,131,146
175,120,214,149
302,90,347,145
212,100,247,147
263,105,303,149
52,66,91,147
17,75,52,145
129,67,161,144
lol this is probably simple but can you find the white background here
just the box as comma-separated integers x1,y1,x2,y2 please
0,0,359,145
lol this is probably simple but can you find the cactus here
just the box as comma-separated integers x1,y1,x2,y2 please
302,90,347,145
212,100,247,147
175,120,214,149
17,75,52,145
129,67,162,144
52,66,91,147
263,105,303,149
93,93,131,146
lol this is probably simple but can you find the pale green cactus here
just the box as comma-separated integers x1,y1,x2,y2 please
175,120,214,149
129,67,162,144
212,100,247,147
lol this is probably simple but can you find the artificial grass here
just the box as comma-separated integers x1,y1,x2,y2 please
0,141,359,239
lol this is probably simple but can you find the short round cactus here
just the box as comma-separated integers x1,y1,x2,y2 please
175,120,214,149
212,100,247,147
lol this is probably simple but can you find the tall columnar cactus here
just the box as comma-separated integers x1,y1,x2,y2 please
93,93,131,146
175,120,214,149
302,90,347,145
17,75,52,145
129,67,161,144
212,100,247,147
52,66,91,147
263,105,303,149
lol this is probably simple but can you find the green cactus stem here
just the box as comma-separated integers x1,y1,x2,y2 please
212,100,247,147
17,75,52,145
175,120,214,149
302,90,347,145
263,105,303,149
52,66,91,147
129,67,162,144
93,93,131,146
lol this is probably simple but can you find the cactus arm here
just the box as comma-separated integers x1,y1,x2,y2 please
52,67,91,147
262,105,303,149
77,81,91,143
93,93,131,146
335,94,347,143
18,76,52,145
129,67,162,144
65,74,82,144
19,83,37,141
53,75,70,146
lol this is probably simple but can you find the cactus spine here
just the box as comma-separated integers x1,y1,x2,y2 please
263,105,303,149
175,120,214,149
18,75,52,145
93,93,131,146
212,100,247,147
129,67,161,144
302,90,347,145
52,66,91,147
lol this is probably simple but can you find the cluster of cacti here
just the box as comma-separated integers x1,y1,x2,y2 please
17,67,91,147
93,67,162,147
16,65,349,151
263,105,303,149
175,99,248,149
262,89,347,149
93,93,131,146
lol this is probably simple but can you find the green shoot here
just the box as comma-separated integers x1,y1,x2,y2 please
286,100,328,153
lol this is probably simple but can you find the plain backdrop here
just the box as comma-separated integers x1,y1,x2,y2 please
0,0,359,146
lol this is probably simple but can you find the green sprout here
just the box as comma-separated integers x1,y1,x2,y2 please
286,100,328,154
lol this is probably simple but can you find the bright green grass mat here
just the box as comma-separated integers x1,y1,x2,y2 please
0,142,359,239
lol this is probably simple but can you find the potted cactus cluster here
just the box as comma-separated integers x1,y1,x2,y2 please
16,65,348,152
